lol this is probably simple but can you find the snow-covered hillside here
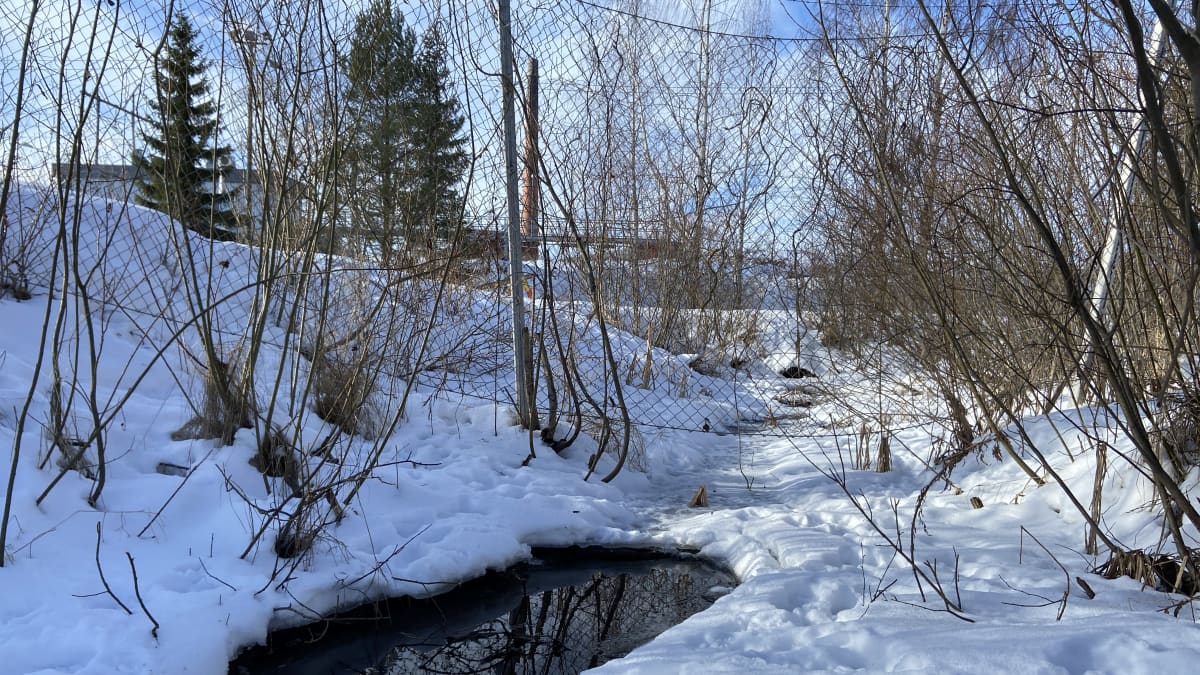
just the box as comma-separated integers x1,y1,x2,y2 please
1,182,1199,674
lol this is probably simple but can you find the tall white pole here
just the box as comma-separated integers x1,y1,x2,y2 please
1063,18,1170,407
1091,19,1169,325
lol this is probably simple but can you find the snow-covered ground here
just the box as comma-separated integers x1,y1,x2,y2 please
2,184,1199,674
605,419,1200,673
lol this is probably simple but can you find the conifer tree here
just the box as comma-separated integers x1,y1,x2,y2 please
133,13,238,241
410,26,468,249
343,1,467,261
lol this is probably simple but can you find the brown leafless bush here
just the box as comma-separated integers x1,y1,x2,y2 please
1096,547,1199,596
249,424,304,496
796,0,1200,584
171,346,255,444
0,185,53,300
1153,387,1200,483
308,346,381,439
43,382,95,479
585,414,647,475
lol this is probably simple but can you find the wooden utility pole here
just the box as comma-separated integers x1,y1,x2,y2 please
519,57,541,427
521,58,540,241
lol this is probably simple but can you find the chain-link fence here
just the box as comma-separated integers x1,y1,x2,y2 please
0,1,827,459
492,1,820,437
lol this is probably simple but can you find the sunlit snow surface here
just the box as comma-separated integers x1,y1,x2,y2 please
2,183,1199,674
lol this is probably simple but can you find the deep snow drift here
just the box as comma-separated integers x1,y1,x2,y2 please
1,184,1199,674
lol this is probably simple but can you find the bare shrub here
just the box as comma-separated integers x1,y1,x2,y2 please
308,347,380,439
43,382,95,479
249,425,303,497
236,427,349,563
1096,548,1199,596
294,271,401,440
626,423,648,473
273,496,321,560
171,346,254,444
1153,388,1200,482
585,415,646,474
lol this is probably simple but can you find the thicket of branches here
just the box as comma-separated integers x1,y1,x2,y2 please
2,0,1199,607
800,0,1200,591
0,0,793,570
0,0,492,569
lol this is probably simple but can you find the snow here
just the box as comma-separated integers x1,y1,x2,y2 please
2,182,1199,674
597,424,1200,674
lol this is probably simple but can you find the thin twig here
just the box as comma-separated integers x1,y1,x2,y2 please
138,447,216,537
1075,576,1096,600
199,557,237,593
93,522,132,615
344,523,433,588
125,552,159,639
1019,526,1071,620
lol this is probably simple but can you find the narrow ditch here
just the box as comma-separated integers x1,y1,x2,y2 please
230,546,736,674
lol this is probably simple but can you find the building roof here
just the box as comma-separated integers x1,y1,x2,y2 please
53,163,262,187
54,163,143,184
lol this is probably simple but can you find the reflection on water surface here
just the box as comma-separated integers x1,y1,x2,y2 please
232,547,735,675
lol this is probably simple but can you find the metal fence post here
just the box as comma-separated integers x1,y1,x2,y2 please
499,0,533,429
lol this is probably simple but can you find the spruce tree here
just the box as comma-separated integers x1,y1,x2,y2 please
343,1,467,261
410,26,468,249
133,13,238,241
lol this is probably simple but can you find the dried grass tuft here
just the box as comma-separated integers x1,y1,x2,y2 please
250,425,303,496
852,417,892,472
1096,549,1158,588
1095,548,1199,596
43,383,95,477
309,348,379,439
171,349,254,445
585,415,648,473
273,499,319,560
876,430,892,473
